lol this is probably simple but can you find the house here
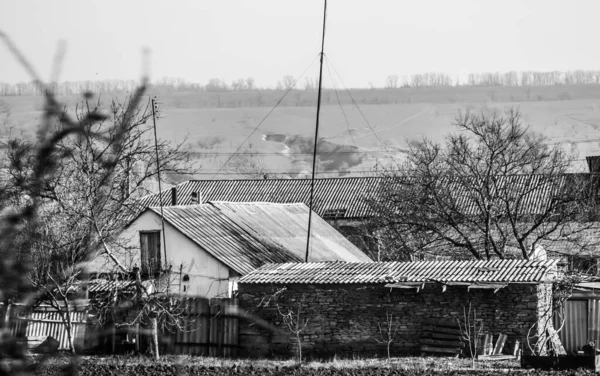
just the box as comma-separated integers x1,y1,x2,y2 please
237,259,557,358
88,202,371,299
130,156,600,265
132,177,383,255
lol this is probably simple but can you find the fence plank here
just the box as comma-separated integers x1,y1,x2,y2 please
11,305,88,351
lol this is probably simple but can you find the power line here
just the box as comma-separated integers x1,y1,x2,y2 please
189,150,406,156
325,54,356,146
324,55,399,165
210,53,321,180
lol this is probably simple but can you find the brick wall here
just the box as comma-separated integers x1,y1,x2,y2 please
238,283,552,359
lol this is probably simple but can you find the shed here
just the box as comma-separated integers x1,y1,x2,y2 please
237,260,557,358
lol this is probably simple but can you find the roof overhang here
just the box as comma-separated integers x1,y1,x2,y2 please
385,281,533,293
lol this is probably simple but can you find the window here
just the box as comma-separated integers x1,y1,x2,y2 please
140,231,161,275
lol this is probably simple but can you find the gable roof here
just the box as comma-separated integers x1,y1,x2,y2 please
210,202,367,262
239,259,557,285
136,177,383,220
146,202,371,275
131,173,598,224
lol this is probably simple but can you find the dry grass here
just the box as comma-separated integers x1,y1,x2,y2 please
67,355,519,371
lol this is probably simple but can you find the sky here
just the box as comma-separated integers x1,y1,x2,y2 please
1,0,599,88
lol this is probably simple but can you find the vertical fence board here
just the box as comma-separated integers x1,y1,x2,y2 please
11,305,88,351
589,299,600,348
558,300,588,353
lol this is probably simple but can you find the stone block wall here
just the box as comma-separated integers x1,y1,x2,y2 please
238,282,552,359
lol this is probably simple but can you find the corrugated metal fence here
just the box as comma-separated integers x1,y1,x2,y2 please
160,297,239,356
556,296,600,353
6,304,88,351
3,297,239,357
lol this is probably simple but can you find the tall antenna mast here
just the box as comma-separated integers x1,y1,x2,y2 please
152,96,168,269
305,0,328,262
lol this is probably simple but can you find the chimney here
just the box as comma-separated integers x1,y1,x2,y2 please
587,156,600,174
191,191,199,204
171,187,177,205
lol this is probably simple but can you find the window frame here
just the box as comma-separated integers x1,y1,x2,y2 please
139,230,161,276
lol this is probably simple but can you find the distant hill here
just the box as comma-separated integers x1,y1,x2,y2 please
2,84,600,181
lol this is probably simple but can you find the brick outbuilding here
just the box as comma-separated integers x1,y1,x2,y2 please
237,260,557,358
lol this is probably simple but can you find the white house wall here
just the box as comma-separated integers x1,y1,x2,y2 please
118,210,234,298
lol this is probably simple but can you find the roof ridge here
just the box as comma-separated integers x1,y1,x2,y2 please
185,176,383,183
210,201,305,206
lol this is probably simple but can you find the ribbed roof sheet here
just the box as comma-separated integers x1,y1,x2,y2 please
147,202,370,275
136,177,383,220
70,279,136,293
132,174,592,223
239,259,557,284
210,202,369,263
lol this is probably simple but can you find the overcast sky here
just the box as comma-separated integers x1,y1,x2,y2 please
1,0,599,88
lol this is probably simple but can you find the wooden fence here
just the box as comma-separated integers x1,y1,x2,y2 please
160,297,239,356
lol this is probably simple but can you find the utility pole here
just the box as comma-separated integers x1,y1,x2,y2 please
152,96,168,270
305,0,328,262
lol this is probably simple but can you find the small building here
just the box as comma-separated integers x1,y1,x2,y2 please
88,202,371,299
237,260,557,358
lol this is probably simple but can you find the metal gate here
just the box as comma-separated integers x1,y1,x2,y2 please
160,297,239,357
556,298,600,353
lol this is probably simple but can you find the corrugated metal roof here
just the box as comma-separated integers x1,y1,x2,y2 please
131,174,592,223
70,279,154,293
136,177,383,220
239,259,557,284
147,202,371,275
381,174,579,216
211,202,369,263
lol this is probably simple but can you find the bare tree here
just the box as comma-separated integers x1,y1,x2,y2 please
303,77,316,90
276,295,309,363
89,268,188,360
281,75,296,90
457,303,485,369
3,94,195,354
386,75,399,89
375,311,400,361
366,107,599,261
0,29,154,372
246,77,255,91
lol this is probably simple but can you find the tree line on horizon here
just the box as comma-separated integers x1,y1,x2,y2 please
385,70,600,89
2,69,600,96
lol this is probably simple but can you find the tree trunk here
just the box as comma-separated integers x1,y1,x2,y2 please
151,317,159,360
60,298,76,354
3,301,11,329
296,332,302,363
